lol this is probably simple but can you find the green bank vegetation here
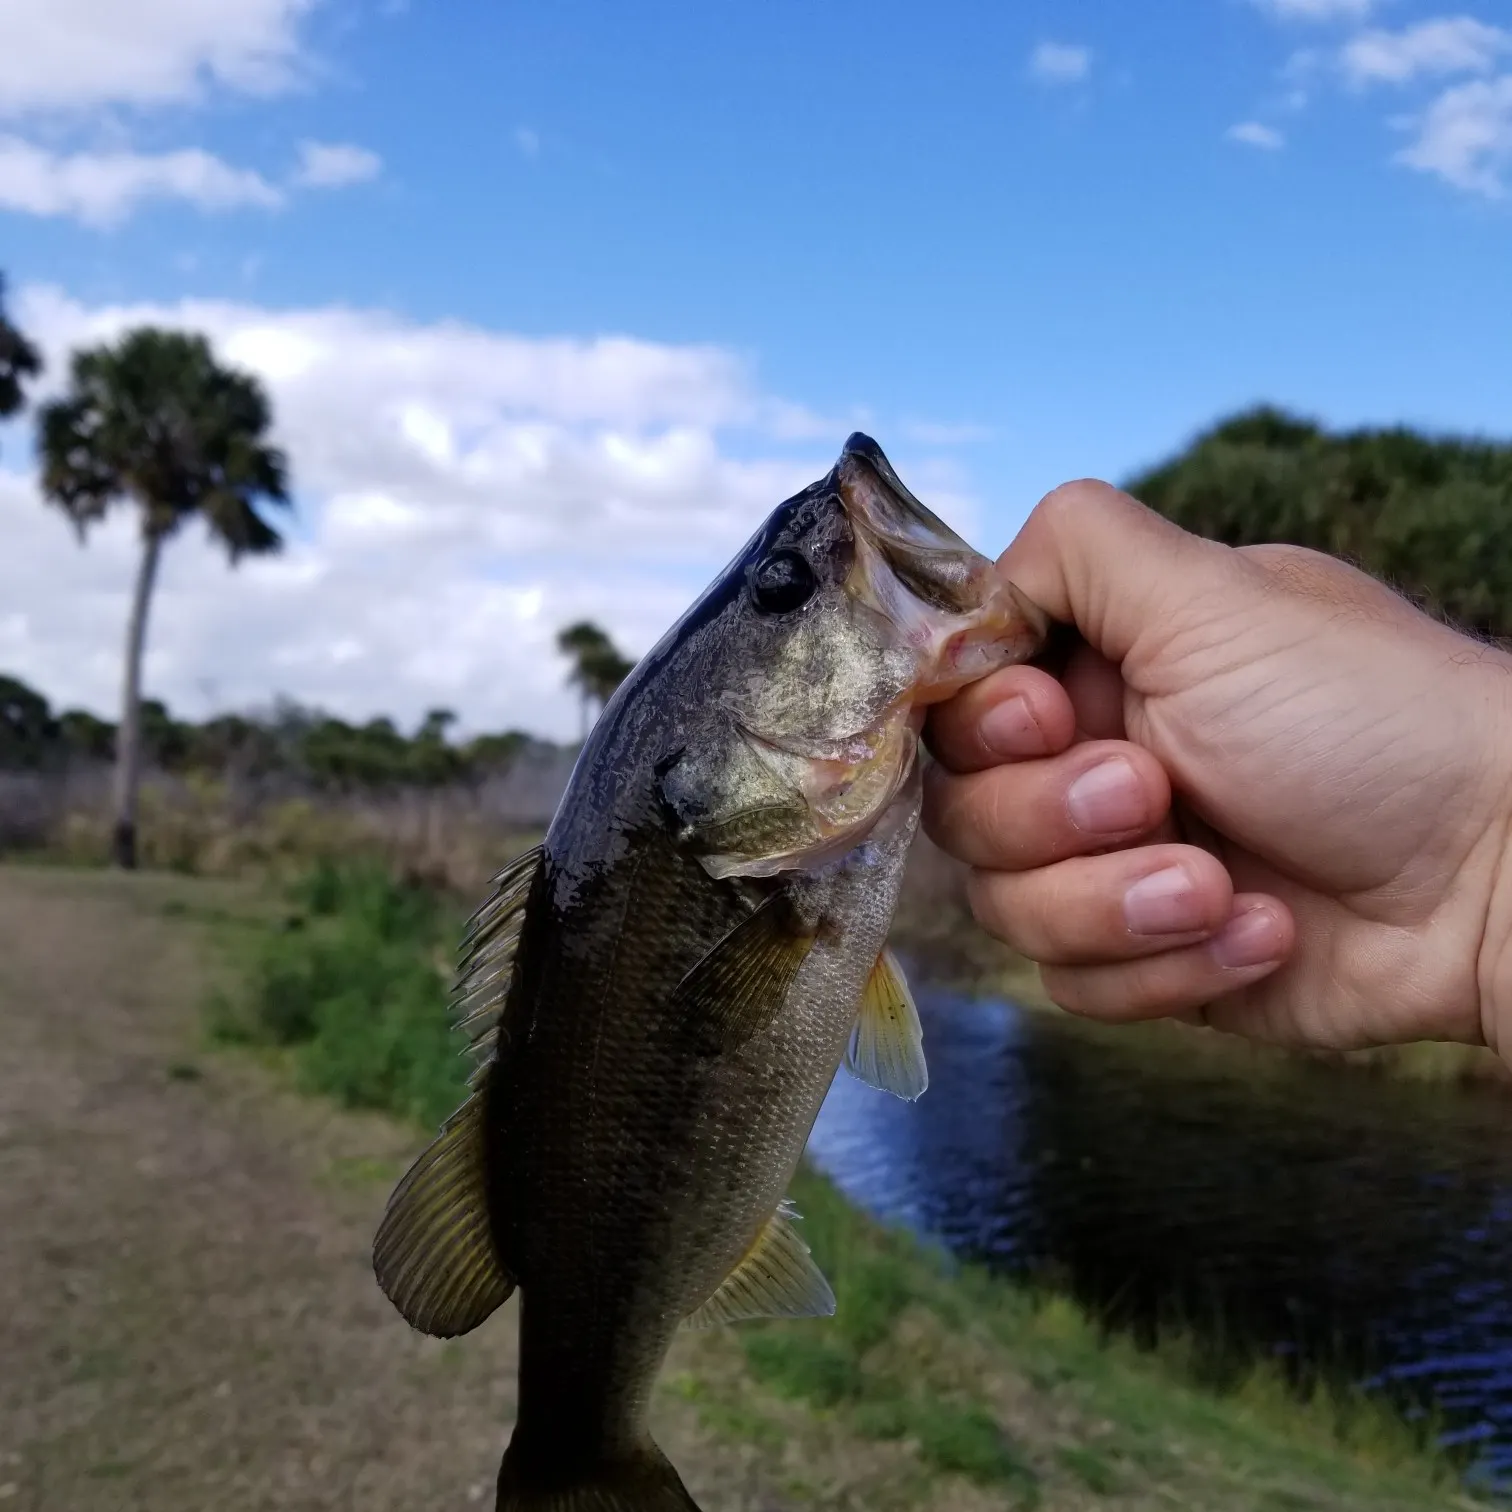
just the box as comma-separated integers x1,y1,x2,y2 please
1130,407,1512,640
200,858,1484,1510
204,859,467,1129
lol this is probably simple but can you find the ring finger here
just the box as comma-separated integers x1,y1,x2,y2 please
967,844,1234,965
924,738,1173,872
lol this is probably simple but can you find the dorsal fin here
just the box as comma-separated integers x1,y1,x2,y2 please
681,1199,835,1329
452,843,545,1076
373,1092,515,1336
845,947,928,1101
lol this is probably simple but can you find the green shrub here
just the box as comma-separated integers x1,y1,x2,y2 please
1056,1444,1120,1494
215,861,468,1129
908,1397,1037,1493
833,1253,914,1354
741,1333,863,1407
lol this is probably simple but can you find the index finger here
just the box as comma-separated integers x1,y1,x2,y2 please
924,663,1077,774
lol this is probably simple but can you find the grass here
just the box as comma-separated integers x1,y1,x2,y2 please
711,1166,1477,1507
205,856,470,1130
198,859,1490,1510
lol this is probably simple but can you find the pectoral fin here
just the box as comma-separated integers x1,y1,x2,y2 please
671,892,815,1055
845,947,928,1100
372,1092,514,1337
682,1199,835,1329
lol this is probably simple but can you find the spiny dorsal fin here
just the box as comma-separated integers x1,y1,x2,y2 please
373,1092,514,1337
681,1199,835,1329
845,947,928,1101
671,892,815,1056
452,843,545,1070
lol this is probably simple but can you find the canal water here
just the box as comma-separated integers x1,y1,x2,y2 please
807,987,1512,1492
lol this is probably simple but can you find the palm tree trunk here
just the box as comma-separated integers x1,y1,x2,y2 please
112,530,163,869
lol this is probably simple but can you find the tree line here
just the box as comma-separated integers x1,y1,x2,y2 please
1125,405,1512,640
0,276,636,843
0,672,548,788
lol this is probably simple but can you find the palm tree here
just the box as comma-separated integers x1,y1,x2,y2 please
38,327,290,868
556,621,635,739
0,273,42,435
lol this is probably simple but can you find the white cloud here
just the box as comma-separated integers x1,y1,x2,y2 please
0,287,886,738
1397,73,1512,196
1258,14,1512,200
514,127,540,159
1029,42,1091,85
0,135,375,227
0,462,705,741
0,3,343,227
1342,18,1512,86
1227,121,1287,148
0,0,317,115
292,140,382,188
1251,0,1376,20
0,136,282,225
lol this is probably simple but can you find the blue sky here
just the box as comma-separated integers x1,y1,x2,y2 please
1,0,1509,737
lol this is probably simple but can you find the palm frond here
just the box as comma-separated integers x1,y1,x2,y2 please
0,272,42,422
35,325,291,555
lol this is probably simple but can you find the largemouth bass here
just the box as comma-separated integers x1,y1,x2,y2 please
373,434,1046,1511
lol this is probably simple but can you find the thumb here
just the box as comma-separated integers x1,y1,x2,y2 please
1000,480,1233,666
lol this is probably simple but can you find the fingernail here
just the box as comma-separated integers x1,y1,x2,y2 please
1123,866,1205,936
1211,908,1284,970
1066,758,1147,834
980,696,1045,758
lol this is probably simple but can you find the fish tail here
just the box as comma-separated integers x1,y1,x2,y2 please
494,1430,701,1512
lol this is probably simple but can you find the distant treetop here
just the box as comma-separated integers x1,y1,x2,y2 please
0,272,42,431
1127,406,1512,642
0,672,540,786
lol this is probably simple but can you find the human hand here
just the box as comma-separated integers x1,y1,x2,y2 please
923,480,1512,1061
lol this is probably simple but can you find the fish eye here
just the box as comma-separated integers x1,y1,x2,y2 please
748,549,817,615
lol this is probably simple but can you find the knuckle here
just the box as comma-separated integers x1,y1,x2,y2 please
1039,964,1089,1015
1034,479,1119,541
965,868,1028,948
1040,477,1159,537
922,770,986,857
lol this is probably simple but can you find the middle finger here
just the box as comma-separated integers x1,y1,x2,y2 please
923,738,1172,872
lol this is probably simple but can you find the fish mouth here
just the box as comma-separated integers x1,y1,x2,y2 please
836,433,1047,703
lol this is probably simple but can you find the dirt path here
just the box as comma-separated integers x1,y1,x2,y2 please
0,867,774,1512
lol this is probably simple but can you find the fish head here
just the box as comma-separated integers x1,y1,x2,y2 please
657,433,1047,879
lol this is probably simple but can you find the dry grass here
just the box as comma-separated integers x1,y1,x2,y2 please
17,769,543,896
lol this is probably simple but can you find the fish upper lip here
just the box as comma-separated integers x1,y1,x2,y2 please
836,437,977,558
832,437,1051,684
